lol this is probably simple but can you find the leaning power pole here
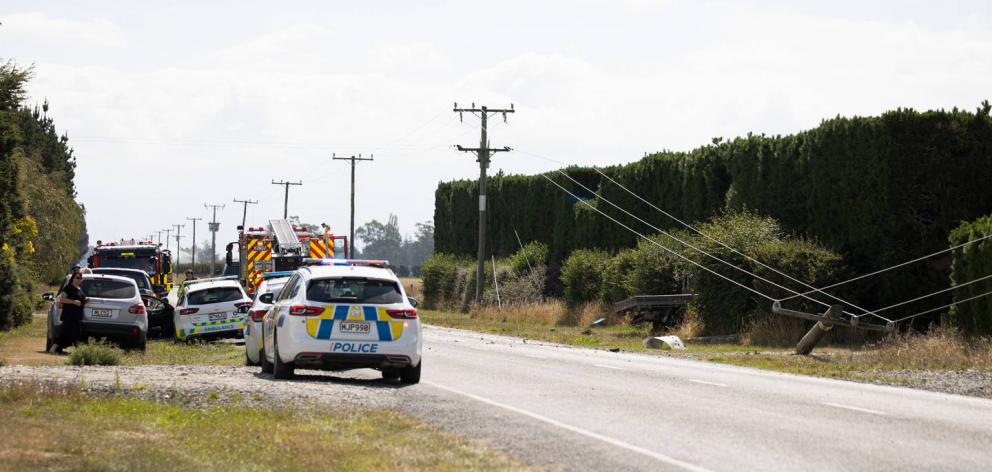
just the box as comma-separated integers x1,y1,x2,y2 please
186,217,203,273
232,198,258,228
453,102,515,302
331,153,374,249
271,180,303,219
205,203,225,275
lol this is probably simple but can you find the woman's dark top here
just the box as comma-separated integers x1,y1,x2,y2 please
62,284,85,319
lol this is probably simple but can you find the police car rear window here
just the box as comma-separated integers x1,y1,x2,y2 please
82,279,136,299
188,287,244,305
307,278,403,304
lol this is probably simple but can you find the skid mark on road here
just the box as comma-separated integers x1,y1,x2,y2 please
688,379,727,388
823,402,887,416
424,381,715,472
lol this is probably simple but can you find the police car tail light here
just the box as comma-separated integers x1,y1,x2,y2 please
289,305,323,316
180,307,199,315
129,303,146,315
387,308,417,319
249,309,268,322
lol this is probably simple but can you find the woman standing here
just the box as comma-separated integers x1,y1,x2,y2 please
49,270,86,354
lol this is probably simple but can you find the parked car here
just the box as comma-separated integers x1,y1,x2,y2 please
244,272,292,366
173,277,251,341
261,261,422,383
44,273,153,351
90,267,174,338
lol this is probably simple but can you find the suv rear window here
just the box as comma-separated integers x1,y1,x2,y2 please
188,287,245,305
82,279,136,299
307,278,403,304
92,270,150,289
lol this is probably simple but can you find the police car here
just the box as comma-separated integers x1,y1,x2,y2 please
261,260,422,383
243,272,291,366
173,277,251,341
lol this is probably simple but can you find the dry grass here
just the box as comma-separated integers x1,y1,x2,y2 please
401,277,423,300
741,315,810,347
856,327,992,371
667,307,705,340
470,300,568,325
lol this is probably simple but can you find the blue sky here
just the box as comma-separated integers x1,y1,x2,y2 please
2,0,990,253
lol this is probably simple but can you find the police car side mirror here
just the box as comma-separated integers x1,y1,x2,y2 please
42,292,55,302
259,293,274,304
407,297,419,308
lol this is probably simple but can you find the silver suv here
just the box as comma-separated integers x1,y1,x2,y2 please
44,273,153,351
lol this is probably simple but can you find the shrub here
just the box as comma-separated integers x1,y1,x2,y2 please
560,249,610,307
483,264,546,306
421,253,466,309
68,341,123,366
949,215,992,335
508,241,549,276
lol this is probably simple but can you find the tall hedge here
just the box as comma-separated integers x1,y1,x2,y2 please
949,216,992,335
434,104,992,311
0,60,87,329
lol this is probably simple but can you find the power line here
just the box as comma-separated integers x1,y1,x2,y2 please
891,288,992,323
453,102,515,302
271,180,303,219
870,273,992,315
332,153,374,250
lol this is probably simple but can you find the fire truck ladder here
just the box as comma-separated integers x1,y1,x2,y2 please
270,219,303,253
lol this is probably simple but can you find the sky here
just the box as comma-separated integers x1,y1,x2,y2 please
2,0,991,256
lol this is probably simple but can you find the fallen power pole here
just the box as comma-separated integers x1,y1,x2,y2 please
272,179,303,219
331,153,374,250
205,203,225,275
232,198,258,228
453,102,515,302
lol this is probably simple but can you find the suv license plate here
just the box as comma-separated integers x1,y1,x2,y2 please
208,313,227,321
91,309,112,318
340,321,371,334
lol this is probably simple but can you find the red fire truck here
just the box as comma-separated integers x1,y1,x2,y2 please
86,240,173,297
225,219,348,295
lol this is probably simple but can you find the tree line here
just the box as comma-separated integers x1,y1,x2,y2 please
1,60,89,329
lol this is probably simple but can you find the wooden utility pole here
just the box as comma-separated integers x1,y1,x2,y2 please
453,102,514,302
205,203,225,275
332,153,374,250
186,217,203,272
171,224,185,270
232,198,258,228
271,180,303,219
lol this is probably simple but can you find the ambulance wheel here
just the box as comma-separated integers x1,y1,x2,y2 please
381,368,400,380
272,332,295,379
399,361,421,385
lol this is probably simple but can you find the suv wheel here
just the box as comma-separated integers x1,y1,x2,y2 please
272,331,295,379
399,361,421,384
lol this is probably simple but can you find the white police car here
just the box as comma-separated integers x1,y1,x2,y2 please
243,272,291,366
174,277,251,341
261,260,422,383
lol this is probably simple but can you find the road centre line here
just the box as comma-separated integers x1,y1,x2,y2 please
424,381,715,472
823,402,887,416
593,364,625,370
688,379,727,388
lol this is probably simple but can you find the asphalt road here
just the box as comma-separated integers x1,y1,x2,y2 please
413,325,992,472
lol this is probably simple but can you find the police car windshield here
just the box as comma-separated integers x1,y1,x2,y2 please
188,287,244,305
82,279,136,299
307,278,403,304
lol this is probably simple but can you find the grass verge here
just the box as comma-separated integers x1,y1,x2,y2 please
0,381,525,472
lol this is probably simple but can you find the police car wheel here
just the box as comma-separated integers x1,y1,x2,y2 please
245,350,259,367
272,332,295,379
381,368,400,380
260,344,274,374
399,361,421,384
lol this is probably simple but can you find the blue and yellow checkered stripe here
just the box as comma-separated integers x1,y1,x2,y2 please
179,317,246,338
305,305,404,341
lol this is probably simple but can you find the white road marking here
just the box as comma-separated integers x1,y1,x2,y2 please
523,354,548,360
425,381,714,472
594,364,625,370
688,379,727,388
823,402,887,416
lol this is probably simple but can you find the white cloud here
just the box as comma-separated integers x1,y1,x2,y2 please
3,11,125,48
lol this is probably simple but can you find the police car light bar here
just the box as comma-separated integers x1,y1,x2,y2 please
301,258,389,268
262,271,294,279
